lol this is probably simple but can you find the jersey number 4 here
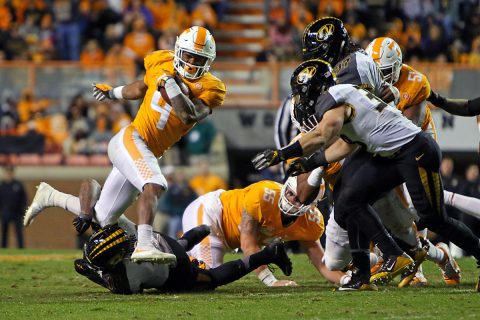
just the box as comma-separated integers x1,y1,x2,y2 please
150,91,173,129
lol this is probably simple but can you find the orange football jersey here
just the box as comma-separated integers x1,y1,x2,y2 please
132,50,226,157
395,64,432,131
219,180,324,249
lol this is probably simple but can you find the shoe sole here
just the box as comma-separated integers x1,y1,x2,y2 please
398,250,428,288
371,260,414,285
130,253,177,265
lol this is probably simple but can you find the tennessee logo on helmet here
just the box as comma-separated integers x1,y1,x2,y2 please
317,24,335,41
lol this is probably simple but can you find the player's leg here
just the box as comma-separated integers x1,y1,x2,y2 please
105,125,173,263
177,225,211,252
335,152,413,286
399,133,480,288
323,210,352,271
23,182,82,226
182,191,227,268
201,241,292,289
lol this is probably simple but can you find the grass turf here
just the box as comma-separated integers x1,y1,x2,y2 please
0,249,479,319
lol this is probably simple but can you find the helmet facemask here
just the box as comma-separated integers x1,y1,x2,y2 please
279,176,311,216
173,26,216,80
174,47,214,80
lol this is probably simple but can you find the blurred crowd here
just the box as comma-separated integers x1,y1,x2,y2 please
260,0,480,63
0,0,225,71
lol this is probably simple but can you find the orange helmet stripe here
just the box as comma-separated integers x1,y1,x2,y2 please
194,27,207,51
370,37,386,60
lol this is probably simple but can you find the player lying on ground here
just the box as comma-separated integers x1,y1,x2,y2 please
24,179,292,294
182,173,351,287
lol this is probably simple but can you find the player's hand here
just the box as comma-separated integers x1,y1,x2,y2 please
73,213,93,235
272,280,298,287
252,149,283,171
92,83,114,101
285,157,313,176
156,74,175,90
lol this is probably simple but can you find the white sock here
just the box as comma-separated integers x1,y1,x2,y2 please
136,224,155,250
51,190,81,215
444,190,480,219
425,240,445,264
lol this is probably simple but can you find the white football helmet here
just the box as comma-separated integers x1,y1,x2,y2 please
365,37,402,84
279,175,323,216
174,26,216,80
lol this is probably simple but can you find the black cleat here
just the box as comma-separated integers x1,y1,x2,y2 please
266,241,292,276
337,273,378,291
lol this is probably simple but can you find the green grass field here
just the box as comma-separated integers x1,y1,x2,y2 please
1,249,479,320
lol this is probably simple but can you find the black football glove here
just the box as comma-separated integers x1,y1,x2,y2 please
252,149,284,170
286,150,328,176
73,213,93,235
286,157,313,176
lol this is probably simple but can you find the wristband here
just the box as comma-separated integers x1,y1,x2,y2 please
164,78,182,99
278,140,303,160
112,86,124,99
257,268,278,286
307,167,324,187
339,271,352,285
467,97,480,116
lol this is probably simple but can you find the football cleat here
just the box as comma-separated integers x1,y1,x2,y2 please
23,182,55,226
370,253,414,285
436,242,461,285
398,245,428,288
337,273,378,291
266,241,293,276
130,247,177,265
409,273,428,287
370,257,384,275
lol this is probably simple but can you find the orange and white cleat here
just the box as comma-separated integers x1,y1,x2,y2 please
436,242,461,285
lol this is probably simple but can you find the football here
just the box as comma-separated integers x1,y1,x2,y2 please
159,75,191,105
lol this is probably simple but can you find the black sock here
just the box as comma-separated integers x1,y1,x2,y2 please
244,248,274,271
209,259,247,287
177,225,210,252
351,250,371,280
358,206,403,256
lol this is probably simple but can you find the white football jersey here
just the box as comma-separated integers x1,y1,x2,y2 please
315,84,421,156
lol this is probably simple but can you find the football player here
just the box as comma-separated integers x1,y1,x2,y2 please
274,17,399,175
24,179,292,294
25,26,226,265
252,59,480,291
366,37,475,286
181,172,350,287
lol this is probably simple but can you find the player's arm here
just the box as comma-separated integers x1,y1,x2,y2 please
252,106,346,171
428,90,480,116
239,210,296,287
299,240,347,285
159,75,211,124
402,101,426,126
92,80,147,101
